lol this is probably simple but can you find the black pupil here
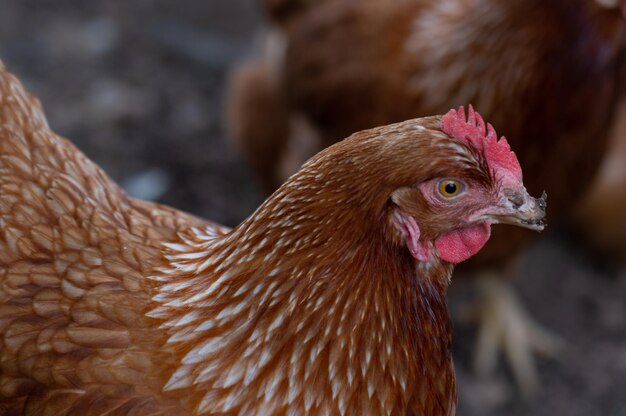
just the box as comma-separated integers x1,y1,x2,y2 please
444,182,457,194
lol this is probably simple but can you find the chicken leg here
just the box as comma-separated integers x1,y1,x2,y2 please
470,272,564,399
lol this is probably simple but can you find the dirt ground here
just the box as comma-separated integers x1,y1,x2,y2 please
1,1,625,415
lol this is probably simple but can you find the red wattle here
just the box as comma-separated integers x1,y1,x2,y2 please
434,222,491,264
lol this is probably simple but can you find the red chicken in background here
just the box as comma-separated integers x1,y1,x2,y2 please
575,97,626,260
0,60,546,415
227,0,626,397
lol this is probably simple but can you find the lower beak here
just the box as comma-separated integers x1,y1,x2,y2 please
488,190,547,232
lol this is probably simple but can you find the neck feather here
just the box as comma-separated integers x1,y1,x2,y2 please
148,169,457,414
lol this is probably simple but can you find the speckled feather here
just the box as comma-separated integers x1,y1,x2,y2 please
148,118,475,415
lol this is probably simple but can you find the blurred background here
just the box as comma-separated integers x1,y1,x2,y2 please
1,0,625,415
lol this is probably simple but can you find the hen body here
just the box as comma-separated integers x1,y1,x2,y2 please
0,61,546,415
227,0,626,394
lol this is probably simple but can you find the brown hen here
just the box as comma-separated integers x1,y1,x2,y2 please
0,61,545,415
227,0,626,396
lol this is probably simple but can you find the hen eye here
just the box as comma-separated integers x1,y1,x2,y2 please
438,180,463,198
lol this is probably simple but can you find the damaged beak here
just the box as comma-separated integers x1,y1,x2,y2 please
489,189,547,231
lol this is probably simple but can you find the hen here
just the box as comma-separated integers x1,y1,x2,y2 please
227,0,626,395
0,61,546,415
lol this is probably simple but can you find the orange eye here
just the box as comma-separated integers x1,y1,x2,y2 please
438,180,463,198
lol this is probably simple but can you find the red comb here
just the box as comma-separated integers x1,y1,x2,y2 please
441,105,522,180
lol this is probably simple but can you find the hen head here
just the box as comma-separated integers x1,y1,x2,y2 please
289,105,546,271
384,106,546,266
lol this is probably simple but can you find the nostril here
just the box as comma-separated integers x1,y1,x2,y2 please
508,194,524,209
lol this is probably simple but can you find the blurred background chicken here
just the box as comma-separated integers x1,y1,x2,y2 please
575,90,626,262
226,0,626,399
2,0,626,415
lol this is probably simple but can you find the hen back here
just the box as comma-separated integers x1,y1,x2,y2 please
0,62,221,414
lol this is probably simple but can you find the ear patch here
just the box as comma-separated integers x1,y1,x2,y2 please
392,210,433,262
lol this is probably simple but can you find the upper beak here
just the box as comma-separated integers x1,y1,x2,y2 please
487,189,547,232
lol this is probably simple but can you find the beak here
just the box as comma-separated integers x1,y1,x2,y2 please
486,189,547,232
